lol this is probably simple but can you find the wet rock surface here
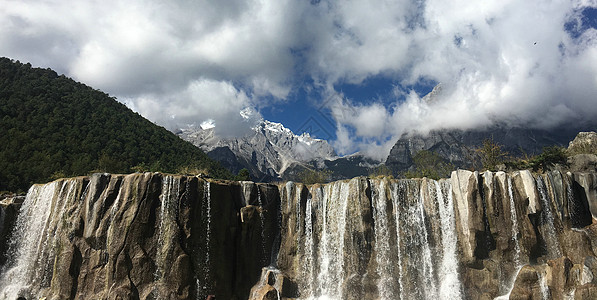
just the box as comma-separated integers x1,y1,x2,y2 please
1,170,597,299
0,173,280,300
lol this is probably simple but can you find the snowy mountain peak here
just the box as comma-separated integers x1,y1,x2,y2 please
178,119,338,180
260,120,295,135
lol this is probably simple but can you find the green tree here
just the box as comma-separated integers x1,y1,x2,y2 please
476,138,508,171
528,146,568,171
368,164,393,178
0,57,233,191
297,169,333,184
405,150,454,180
234,168,252,181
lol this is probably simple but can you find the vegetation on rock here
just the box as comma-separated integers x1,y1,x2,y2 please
368,164,393,178
296,168,333,184
405,150,454,180
475,138,508,171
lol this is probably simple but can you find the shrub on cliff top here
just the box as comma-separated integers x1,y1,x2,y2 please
405,150,454,180
297,169,333,184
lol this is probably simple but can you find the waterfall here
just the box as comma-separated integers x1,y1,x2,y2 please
494,176,524,300
301,194,315,298
536,176,562,258
371,179,395,298
197,180,212,298
292,178,467,300
155,176,180,283
295,184,303,268
204,180,212,271
539,270,550,300
507,176,522,264
391,182,405,300
5,170,596,299
399,180,438,299
434,180,462,299
0,180,77,299
315,182,350,298
257,185,268,265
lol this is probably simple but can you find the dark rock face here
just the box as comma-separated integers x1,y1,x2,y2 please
568,154,597,173
0,195,23,266
0,173,280,300
2,170,597,299
386,126,585,172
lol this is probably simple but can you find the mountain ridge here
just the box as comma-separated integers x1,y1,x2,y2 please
178,119,339,181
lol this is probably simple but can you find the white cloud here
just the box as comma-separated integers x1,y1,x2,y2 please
320,0,597,157
1,0,596,158
126,79,261,137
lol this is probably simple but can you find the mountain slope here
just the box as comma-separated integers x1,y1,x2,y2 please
386,125,595,172
178,120,337,181
386,84,596,173
0,57,232,191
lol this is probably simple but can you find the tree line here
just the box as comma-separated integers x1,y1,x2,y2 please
0,57,237,192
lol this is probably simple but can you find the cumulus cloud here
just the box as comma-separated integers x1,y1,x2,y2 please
125,79,261,137
1,0,596,158
316,0,597,156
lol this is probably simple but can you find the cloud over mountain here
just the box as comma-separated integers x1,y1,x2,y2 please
1,0,596,157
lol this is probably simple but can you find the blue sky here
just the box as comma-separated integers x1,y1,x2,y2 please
261,75,438,141
1,0,596,159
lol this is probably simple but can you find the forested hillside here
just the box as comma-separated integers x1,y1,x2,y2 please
0,57,232,191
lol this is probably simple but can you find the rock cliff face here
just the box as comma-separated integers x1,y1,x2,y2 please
0,173,280,300
178,120,337,181
272,170,597,299
385,127,586,172
1,170,597,299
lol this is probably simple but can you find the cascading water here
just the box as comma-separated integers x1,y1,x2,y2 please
0,182,57,299
539,270,550,300
315,182,350,298
371,179,396,298
0,180,77,299
494,176,524,300
291,178,466,300
3,169,597,299
536,176,562,258
197,179,212,298
391,182,405,300
294,184,303,269
257,185,268,265
155,176,180,281
434,180,463,299
507,176,522,264
302,194,315,298
403,180,438,299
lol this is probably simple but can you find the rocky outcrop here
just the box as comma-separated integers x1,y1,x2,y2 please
568,132,597,154
568,154,597,173
2,170,597,299
566,131,597,173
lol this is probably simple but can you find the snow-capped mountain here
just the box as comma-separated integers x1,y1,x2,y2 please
178,120,338,181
